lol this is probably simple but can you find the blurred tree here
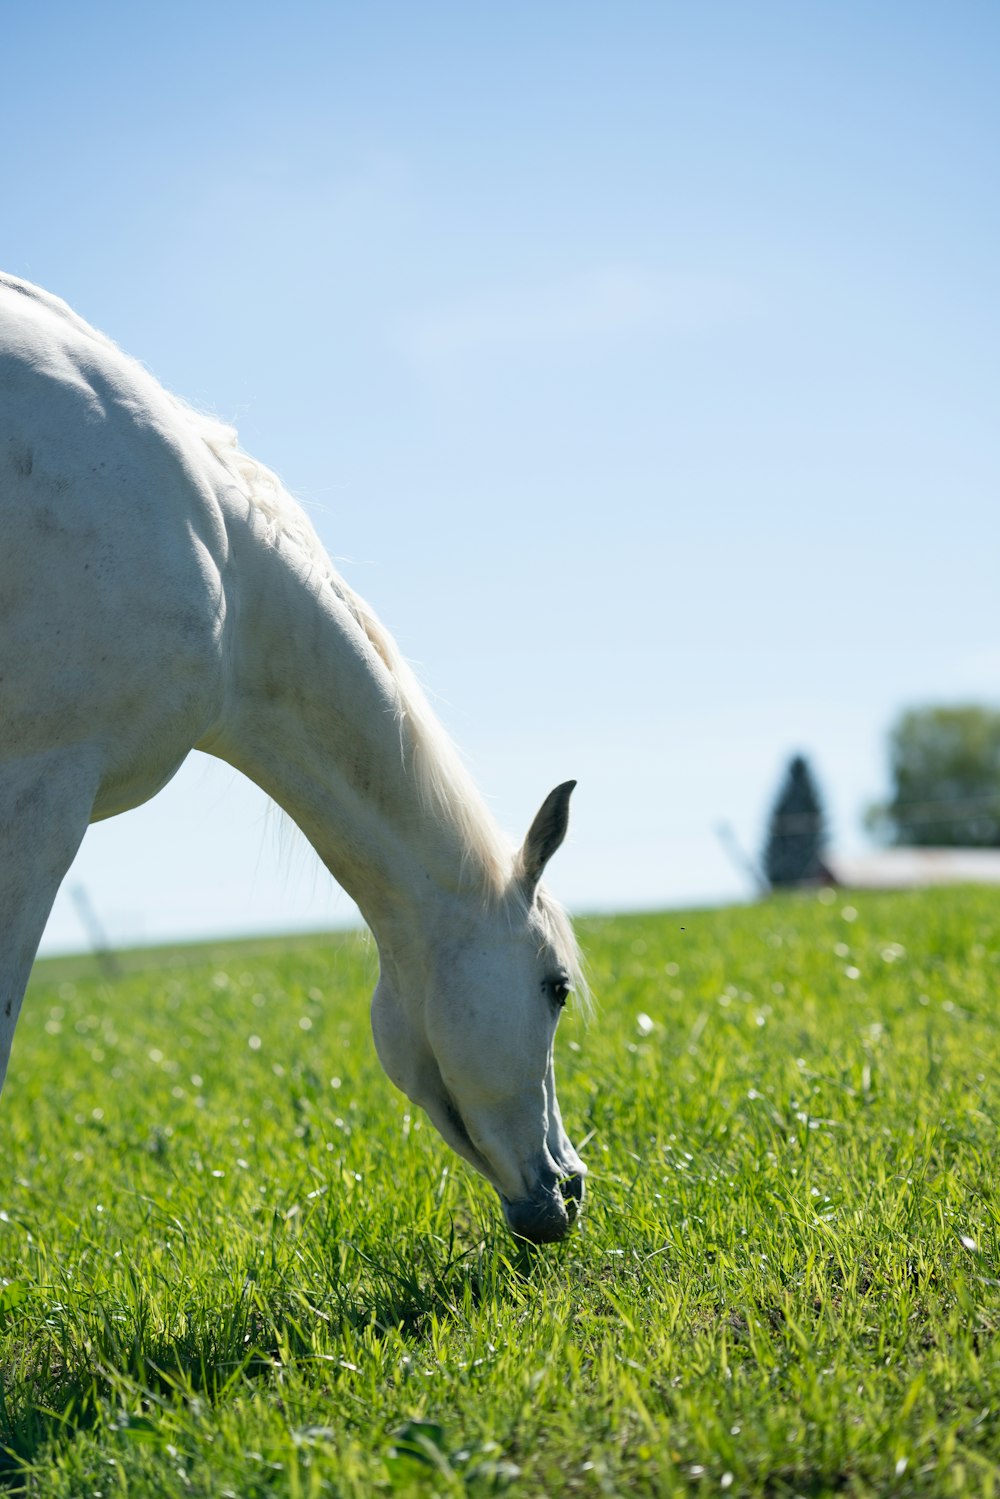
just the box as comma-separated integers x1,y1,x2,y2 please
762,755,829,889
866,706,1000,847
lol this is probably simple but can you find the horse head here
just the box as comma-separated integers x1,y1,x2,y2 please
370,781,587,1244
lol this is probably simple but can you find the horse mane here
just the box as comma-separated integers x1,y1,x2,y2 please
188,412,588,1003
182,406,516,886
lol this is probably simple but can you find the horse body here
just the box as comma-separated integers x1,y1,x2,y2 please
0,274,586,1242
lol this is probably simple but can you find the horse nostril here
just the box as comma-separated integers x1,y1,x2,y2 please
560,1172,585,1206
558,1171,585,1224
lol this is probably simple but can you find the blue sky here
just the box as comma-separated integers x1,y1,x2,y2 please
5,3,998,951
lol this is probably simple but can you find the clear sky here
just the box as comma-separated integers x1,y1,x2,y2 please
4,2,998,952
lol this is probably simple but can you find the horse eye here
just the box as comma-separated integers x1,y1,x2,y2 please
544,977,571,1009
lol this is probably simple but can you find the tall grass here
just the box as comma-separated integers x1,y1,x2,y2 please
1,888,998,1495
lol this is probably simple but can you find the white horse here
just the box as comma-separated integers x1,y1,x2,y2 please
0,274,588,1244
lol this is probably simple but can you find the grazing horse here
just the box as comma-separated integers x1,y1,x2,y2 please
0,274,587,1244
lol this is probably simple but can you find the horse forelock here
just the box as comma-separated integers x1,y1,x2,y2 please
532,884,591,1018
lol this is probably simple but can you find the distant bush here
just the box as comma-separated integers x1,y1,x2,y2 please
867,705,1000,847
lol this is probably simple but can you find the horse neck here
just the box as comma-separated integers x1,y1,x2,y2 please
202,505,504,945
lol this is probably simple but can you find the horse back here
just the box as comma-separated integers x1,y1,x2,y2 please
0,275,230,816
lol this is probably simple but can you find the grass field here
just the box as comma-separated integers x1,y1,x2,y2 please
1,887,999,1496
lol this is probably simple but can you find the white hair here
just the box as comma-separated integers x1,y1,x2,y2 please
187,410,588,1004
185,409,508,864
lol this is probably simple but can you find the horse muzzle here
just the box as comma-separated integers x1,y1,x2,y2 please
502,1168,586,1245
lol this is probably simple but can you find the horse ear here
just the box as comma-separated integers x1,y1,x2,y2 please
516,780,576,896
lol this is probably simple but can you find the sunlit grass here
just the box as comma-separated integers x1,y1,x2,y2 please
1,889,999,1495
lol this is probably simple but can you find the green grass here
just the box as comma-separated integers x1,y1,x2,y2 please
1,887,999,1497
